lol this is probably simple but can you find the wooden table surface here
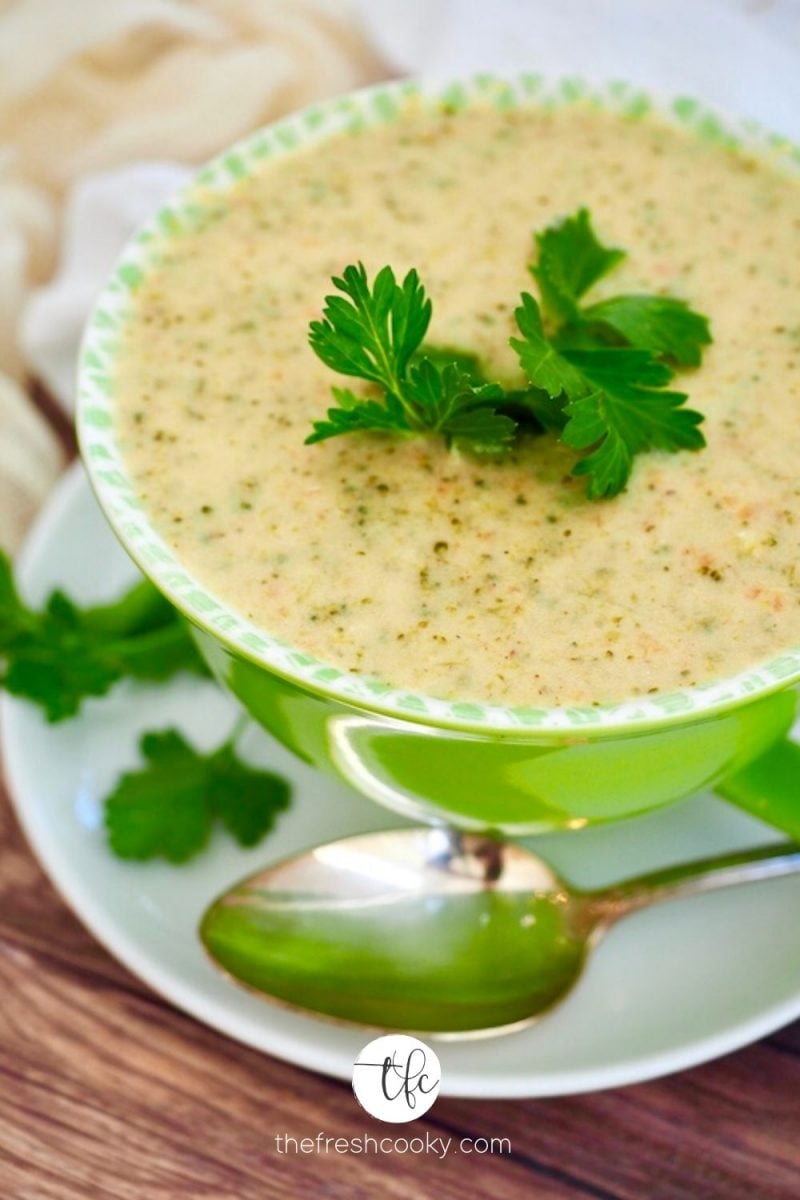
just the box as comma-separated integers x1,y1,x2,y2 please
1,772,799,1200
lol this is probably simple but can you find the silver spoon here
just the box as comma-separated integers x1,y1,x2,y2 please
200,828,800,1036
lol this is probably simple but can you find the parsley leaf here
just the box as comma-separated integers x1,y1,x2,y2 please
511,295,706,497
413,344,564,434
105,730,212,862
578,294,712,367
307,263,516,453
0,551,207,722
212,742,291,846
560,348,706,499
306,388,411,444
3,589,122,723
104,726,291,863
532,208,711,368
510,292,587,404
309,262,432,404
405,359,516,453
532,207,625,324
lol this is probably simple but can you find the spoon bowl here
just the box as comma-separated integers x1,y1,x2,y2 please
200,829,800,1035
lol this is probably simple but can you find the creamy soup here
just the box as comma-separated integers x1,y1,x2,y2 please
114,103,800,707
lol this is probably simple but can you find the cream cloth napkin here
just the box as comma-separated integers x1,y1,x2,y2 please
0,0,384,550
0,0,385,195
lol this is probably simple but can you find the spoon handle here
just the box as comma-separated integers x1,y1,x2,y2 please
589,841,800,926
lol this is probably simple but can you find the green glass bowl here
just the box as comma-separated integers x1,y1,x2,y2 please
77,72,800,838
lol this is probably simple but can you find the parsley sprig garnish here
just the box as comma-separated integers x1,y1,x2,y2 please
307,264,516,454
306,209,711,498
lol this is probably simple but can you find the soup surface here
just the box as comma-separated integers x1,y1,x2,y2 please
114,102,800,707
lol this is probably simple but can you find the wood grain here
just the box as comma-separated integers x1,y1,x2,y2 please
1,778,799,1200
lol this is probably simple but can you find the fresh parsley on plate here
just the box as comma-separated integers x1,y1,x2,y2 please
105,725,290,864
0,550,206,721
0,550,292,864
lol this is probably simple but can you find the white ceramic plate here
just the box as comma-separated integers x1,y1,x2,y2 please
3,462,800,1098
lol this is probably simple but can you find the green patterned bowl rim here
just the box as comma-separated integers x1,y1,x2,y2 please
77,70,800,736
